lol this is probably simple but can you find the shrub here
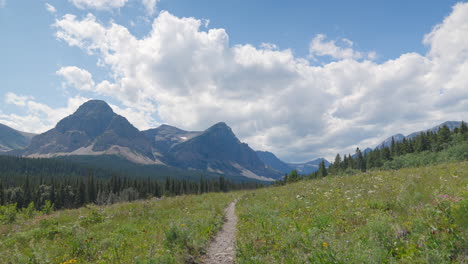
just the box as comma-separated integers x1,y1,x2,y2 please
79,209,105,227
21,202,36,219
42,200,54,215
0,203,17,224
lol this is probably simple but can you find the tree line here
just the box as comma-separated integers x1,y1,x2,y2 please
279,121,468,184
0,155,262,210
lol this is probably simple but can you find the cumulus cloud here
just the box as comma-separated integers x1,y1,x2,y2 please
45,4,468,161
57,66,95,91
70,0,128,10
142,0,159,16
1,94,89,133
45,3,56,13
1,93,157,133
5,93,34,106
309,34,376,61
109,103,159,130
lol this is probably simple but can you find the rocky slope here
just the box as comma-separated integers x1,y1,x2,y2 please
165,122,282,181
0,123,35,152
21,100,161,165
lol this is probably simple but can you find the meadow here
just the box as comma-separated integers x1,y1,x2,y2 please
236,162,468,263
0,192,240,264
1,162,466,263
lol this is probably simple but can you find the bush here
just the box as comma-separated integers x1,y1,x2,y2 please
21,202,36,219
42,200,54,215
80,209,105,227
0,203,17,224
164,225,189,251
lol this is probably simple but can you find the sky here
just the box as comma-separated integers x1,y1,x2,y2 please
0,0,467,162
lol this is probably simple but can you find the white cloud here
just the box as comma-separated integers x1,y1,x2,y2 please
45,3,57,13
0,0,6,8
1,94,89,133
309,34,376,61
142,0,159,16
1,93,157,133
5,93,34,106
46,4,468,162
57,66,95,91
109,103,158,130
70,0,128,10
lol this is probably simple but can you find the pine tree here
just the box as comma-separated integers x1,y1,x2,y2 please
390,137,396,156
287,170,300,183
342,155,348,170
438,125,451,145
347,154,354,169
317,161,328,177
460,121,467,140
332,153,342,174
381,147,391,161
355,148,364,171
0,180,4,206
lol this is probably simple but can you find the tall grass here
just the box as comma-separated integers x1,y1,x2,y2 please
236,162,468,263
0,192,240,263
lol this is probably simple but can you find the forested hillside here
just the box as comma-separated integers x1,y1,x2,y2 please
0,155,261,210
282,121,468,182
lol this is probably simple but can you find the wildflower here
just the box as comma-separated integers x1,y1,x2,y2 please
85,239,89,243
180,224,185,227
70,260,77,263
322,242,328,248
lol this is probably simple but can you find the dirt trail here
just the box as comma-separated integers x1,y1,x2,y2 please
202,200,238,264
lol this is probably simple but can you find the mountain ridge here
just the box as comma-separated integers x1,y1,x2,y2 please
256,150,330,175
21,100,162,165
375,121,463,149
3,100,281,181
0,123,36,152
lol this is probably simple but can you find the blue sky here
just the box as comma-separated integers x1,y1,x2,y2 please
0,0,467,162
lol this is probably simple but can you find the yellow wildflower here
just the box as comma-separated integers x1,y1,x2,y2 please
322,242,328,248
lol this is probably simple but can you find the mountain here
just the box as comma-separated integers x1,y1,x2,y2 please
256,150,331,175
142,125,201,154
376,133,405,149
287,158,331,175
4,99,313,181
350,147,373,158
165,122,282,181
0,123,35,152
256,151,292,174
375,121,463,149
406,121,462,139
21,100,161,165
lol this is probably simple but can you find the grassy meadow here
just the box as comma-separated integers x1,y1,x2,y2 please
236,162,468,263
1,161,467,263
0,192,240,264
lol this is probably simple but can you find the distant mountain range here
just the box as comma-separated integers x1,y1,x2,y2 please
0,100,284,181
375,121,463,149
256,151,330,175
2,100,462,181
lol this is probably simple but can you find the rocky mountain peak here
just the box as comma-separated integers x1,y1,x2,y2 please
55,100,116,138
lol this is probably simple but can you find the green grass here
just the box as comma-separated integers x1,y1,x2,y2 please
0,192,241,264
1,162,467,263
236,162,468,263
